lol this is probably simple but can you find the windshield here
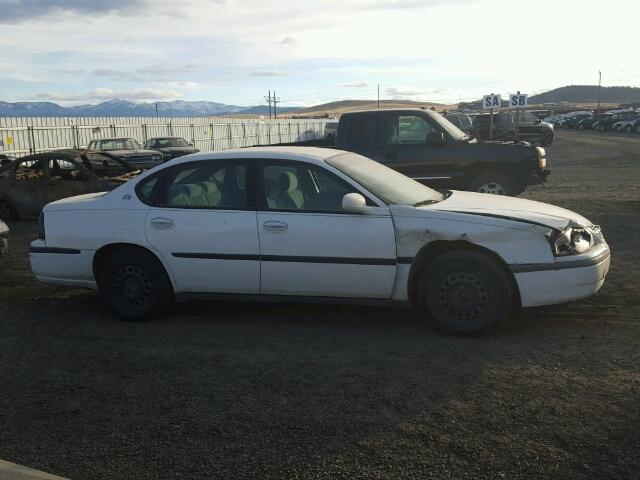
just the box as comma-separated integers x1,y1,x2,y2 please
81,153,130,177
425,110,468,141
152,138,190,147
326,153,444,205
101,138,142,150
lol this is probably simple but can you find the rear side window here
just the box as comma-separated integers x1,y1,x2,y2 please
135,171,166,205
343,115,378,146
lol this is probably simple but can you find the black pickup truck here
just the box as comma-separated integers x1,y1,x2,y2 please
331,109,549,196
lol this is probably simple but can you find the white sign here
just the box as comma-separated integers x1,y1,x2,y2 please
482,94,502,109
509,93,528,108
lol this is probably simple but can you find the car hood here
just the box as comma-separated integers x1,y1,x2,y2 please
156,147,199,153
426,190,591,230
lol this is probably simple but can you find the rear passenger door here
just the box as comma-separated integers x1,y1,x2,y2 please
6,155,48,218
144,160,261,294
46,155,94,203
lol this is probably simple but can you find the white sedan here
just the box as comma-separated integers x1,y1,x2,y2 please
29,147,610,335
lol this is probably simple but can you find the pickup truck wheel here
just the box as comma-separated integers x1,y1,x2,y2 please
469,172,516,196
541,131,554,146
100,248,172,321
417,250,513,336
0,200,19,220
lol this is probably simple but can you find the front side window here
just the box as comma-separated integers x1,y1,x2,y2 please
49,158,85,181
164,161,248,209
388,115,436,144
262,162,358,211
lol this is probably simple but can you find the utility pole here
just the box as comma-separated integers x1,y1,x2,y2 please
597,71,602,114
155,103,159,120
377,84,380,109
263,90,272,118
272,91,281,119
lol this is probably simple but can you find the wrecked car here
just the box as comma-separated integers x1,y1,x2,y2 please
0,219,8,259
87,138,163,169
0,149,139,220
29,147,610,336
144,137,200,161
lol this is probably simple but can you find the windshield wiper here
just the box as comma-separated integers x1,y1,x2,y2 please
413,199,439,207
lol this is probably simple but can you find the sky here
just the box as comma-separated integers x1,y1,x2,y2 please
0,0,637,107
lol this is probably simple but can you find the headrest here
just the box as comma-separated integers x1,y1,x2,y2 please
279,171,298,192
180,183,204,197
199,180,219,195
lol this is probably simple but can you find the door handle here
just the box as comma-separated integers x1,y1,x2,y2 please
150,217,175,229
263,220,288,232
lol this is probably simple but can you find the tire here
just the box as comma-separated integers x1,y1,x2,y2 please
417,250,514,336
578,124,585,130
99,248,173,321
0,200,19,221
541,131,554,146
614,125,622,132
469,172,518,196
624,125,632,133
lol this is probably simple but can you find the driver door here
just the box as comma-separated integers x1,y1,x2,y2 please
381,112,454,184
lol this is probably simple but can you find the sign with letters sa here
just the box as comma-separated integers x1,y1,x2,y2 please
482,94,501,109
509,93,528,108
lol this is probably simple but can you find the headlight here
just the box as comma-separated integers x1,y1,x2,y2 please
535,147,546,169
552,226,598,256
152,155,162,162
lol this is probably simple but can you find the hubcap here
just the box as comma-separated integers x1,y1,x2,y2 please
114,265,152,307
478,182,507,195
438,271,489,322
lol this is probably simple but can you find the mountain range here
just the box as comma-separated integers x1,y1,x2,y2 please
0,99,299,117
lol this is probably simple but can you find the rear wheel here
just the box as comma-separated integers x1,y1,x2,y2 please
469,172,518,196
0,200,18,220
417,250,514,336
99,248,173,321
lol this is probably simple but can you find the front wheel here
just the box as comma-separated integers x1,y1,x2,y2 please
99,248,173,321
417,250,514,336
469,172,518,196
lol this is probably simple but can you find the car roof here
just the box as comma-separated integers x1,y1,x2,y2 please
164,146,348,167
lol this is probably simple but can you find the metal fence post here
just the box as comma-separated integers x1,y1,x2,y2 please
278,122,282,144
227,123,233,149
242,122,247,147
142,124,148,144
72,125,79,149
27,126,35,154
267,123,272,145
190,124,195,146
210,123,215,151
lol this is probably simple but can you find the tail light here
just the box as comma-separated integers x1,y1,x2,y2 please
38,212,45,241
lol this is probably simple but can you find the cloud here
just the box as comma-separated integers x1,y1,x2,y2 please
338,81,371,88
249,69,288,77
31,87,183,103
91,63,200,82
0,0,149,23
386,87,426,97
279,36,295,45
359,0,473,10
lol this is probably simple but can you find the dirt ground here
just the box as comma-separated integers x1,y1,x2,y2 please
0,129,638,480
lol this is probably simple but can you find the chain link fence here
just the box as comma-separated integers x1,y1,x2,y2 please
0,117,330,158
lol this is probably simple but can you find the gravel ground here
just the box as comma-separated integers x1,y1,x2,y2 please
0,129,639,480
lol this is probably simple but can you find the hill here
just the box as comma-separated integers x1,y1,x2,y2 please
289,99,448,117
530,85,640,105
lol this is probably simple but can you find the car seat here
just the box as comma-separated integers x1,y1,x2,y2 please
278,171,306,209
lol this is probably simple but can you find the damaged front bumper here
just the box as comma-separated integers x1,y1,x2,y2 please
511,244,610,307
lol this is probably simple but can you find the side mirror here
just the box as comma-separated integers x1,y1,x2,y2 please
342,193,367,213
426,131,445,146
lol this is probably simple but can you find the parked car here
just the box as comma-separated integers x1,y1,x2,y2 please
324,121,339,139
334,109,549,196
29,147,610,335
0,218,8,260
577,114,611,130
563,114,592,129
444,112,474,134
144,137,199,161
473,111,554,146
0,154,10,167
594,111,638,131
612,117,640,133
0,149,138,220
87,138,162,169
